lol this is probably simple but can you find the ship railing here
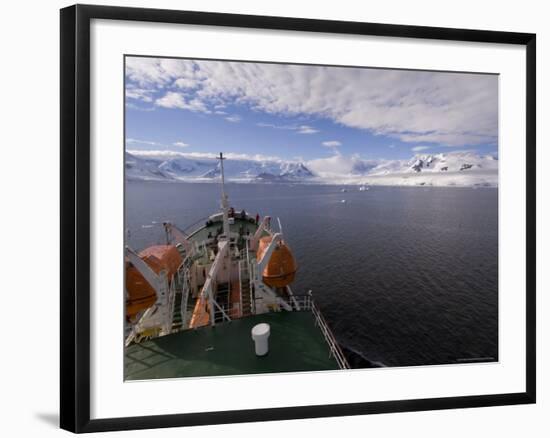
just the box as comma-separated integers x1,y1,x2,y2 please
213,302,234,323
245,239,255,314
183,210,256,238
163,270,178,334
182,215,212,236
284,294,312,311
278,293,350,370
309,299,350,370
124,324,136,347
238,260,244,317
248,294,310,312
179,265,191,329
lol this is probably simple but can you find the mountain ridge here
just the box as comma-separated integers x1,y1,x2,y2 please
125,150,498,187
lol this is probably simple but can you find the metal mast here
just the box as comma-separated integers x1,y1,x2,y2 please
218,152,230,237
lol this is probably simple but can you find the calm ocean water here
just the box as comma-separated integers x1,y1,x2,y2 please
125,181,498,367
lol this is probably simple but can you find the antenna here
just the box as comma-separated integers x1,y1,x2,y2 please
218,152,230,237
219,152,226,198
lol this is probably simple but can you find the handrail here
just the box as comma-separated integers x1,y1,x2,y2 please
184,209,256,238
310,300,350,370
241,293,350,370
245,239,255,314
274,294,350,370
180,267,190,329
181,215,212,236
212,300,232,323
238,260,244,317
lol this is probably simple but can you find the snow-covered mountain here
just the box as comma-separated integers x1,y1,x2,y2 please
367,152,498,176
358,152,498,187
125,151,315,183
125,152,173,181
125,150,498,187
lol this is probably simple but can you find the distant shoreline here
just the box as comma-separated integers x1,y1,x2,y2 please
125,178,498,189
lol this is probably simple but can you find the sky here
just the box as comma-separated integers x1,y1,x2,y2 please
125,56,498,163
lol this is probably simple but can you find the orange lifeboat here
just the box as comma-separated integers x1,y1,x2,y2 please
189,297,210,329
256,235,297,288
126,245,182,320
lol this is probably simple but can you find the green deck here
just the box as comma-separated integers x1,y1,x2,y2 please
188,216,261,244
125,311,340,380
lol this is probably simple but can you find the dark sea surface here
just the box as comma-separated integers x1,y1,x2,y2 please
125,181,498,367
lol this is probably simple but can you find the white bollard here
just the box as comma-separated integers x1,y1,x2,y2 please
251,323,270,356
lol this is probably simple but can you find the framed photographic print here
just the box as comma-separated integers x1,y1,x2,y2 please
60,4,536,433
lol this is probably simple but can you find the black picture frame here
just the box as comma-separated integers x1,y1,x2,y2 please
60,4,536,433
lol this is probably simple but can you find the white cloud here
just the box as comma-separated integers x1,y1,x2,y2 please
322,140,342,147
174,78,198,89
257,122,319,134
155,91,185,108
155,92,210,113
297,125,319,134
126,138,189,149
125,103,155,112
225,115,241,123
412,145,430,152
128,149,188,158
307,155,353,176
189,152,281,161
306,154,371,178
128,149,281,162
126,57,201,88
126,138,165,147
126,57,498,147
126,87,154,102
257,122,281,129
